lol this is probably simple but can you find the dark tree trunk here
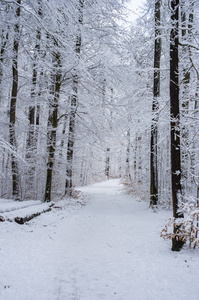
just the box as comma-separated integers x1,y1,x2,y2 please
9,0,21,200
170,0,184,251
44,52,62,202
105,147,110,179
65,88,76,196
59,112,68,159
133,134,138,182
126,129,131,181
65,0,84,196
150,0,161,207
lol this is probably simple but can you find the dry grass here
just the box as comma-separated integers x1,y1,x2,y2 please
121,177,149,201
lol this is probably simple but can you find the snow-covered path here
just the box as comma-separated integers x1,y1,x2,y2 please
1,179,199,300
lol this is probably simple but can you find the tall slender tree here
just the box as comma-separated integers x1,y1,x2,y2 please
9,0,21,200
44,49,62,202
150,0,161,207
180,0,193,195
126,128,131,181
170,0,184,251
65,0,84,196
25,0,42,198
0,28,9,103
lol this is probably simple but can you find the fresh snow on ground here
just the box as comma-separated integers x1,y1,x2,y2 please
1,179,199,300
0,201,51,222
0,199,42,213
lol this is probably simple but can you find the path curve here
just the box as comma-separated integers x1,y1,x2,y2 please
1,179,199,300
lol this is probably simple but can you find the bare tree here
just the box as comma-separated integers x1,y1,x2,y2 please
65,0,84,196
25,0,42,198
44,50,62,202
150,0,161,207
170,0,184,251
9,0,21,200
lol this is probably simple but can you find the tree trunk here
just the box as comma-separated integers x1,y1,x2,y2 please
170,0,184,251
105,147,110,179
59,112,68,159
9,0,21,200
26,1,42,198
180,1,194,196
27,1,42,150
0,28,9,104
65,0,84,196
65,76,78,196
150,0,161,207
133,134,138,182
44,52,62,202
126,129,131,181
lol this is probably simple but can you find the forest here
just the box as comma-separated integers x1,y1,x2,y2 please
1,0,199,253
1,1,199,299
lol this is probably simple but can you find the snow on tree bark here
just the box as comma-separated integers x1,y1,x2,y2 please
170,0,184,251
65,0,84,197
9,0,21,200
150,0,161,207
44,51,62,202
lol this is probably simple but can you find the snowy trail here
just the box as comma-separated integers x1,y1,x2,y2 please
1,179,199,300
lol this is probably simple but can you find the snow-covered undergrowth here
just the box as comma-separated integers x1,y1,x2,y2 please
161,199,199,249
1,179,199,300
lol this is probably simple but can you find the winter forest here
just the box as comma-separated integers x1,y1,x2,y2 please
1,0,199,298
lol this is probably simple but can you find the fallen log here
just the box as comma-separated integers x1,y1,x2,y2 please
14,205,53,224
0,216,5,222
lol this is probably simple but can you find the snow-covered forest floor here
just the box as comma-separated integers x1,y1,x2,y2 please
1,179,199,300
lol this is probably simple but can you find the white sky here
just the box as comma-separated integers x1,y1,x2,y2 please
126,0,146,22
